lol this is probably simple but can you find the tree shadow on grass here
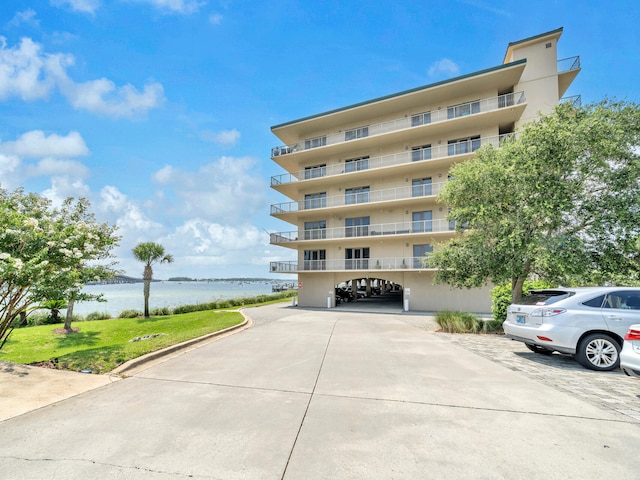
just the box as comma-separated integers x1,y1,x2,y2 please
55,344,127,374
53,330,101,349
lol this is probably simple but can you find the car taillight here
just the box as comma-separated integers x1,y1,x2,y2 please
624,328,640,341
530,308,566,317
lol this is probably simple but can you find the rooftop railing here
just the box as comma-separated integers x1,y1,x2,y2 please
269,256,434,273
271,91,525,158
271,133,514,187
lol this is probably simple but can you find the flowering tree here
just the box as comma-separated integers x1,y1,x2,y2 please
0,188,120,347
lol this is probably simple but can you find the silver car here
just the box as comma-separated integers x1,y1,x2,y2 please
503,287,640,371
621,324,640,377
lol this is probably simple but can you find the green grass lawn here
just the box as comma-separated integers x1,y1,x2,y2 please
0,310,244,373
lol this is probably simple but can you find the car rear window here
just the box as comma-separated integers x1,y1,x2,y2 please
517,290,573,305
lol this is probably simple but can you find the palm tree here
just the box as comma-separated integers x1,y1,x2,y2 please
132,242,174,318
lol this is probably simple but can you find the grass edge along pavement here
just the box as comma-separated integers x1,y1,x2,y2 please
0,293,295,374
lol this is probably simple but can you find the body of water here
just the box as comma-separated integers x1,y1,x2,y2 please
69,281,292,317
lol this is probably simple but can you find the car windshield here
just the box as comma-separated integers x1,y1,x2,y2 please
517,290,573,306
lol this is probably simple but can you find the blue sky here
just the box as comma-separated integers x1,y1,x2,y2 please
1,0,638,279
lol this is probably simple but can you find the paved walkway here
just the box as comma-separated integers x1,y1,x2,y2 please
0,304,639,479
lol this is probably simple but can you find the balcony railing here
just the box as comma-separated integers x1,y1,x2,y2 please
270,218,454,244
270,180,454,215
271,133,514,187
560,95,581,107
270,256,434,273
557,56,580,73
271,91,525,157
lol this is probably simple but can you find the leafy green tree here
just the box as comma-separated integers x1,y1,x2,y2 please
132,242,174,318
0,189,120,347
430,99,640,303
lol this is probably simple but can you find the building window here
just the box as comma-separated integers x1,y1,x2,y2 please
304,192,326,209
412,211,432,233
411,145,432,162
304,220,326,240
413,244,433,268
411,112,432,127
305,135,327,149
304,164,326,179
412,178,432,197
498,92,515,108
447,100,480,119
345,247,369,270
345,216,370,237
345,186,370,205
345,126,369,141
304,249,326,270
448,136,481,156
345,156,369,172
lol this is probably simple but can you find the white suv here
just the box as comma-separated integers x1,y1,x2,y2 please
503,287,640,371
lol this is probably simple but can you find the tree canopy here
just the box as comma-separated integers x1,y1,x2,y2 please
0,188,120,345
429,99,640,302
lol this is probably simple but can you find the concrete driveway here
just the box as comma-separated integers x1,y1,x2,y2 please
1,303,639,479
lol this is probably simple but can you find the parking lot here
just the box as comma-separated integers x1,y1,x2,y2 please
438,330,640,423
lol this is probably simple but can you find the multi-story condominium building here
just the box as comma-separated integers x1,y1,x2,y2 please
268,28,580,311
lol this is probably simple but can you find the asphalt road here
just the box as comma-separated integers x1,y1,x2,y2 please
1,303,639,479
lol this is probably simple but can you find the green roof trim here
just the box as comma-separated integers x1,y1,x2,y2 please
506,27,563,49
271,58,527,131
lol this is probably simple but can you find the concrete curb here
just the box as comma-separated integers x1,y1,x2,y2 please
111,310,252,376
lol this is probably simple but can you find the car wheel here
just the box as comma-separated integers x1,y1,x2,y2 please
575,333,620,371
525,343,553,355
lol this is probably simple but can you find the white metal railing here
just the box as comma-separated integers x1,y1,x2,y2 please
270,218,454,244
557,56,580,73
269,256,434,273
271,92,525,158
270,181,452,215
271,133,515,187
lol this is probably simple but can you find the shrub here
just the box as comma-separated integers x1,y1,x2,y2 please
150,307,172,316
436,310,481,333
85,311,112,321
118,309,142,318
490,280,556,323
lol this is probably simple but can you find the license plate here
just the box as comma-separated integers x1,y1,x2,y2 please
516,315,526,324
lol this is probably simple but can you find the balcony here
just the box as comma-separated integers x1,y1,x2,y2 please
271,133,514,188
558,56,580,98
271,92,525,158
270,256,434,273
270,218,455,245
557,56,580,73
270,180,453,216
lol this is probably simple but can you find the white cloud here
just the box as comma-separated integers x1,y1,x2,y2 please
126,0,205,14
0,36,165,117
151,156,267,223
41,176,91,206
0,130,89,157
8,9,40,27
0,154,21,189
209,13,223,24
51,0,101,15
428,58,460,79
200,128,240,146
0,37,57,101
58,76,166,118
25,158,90,178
